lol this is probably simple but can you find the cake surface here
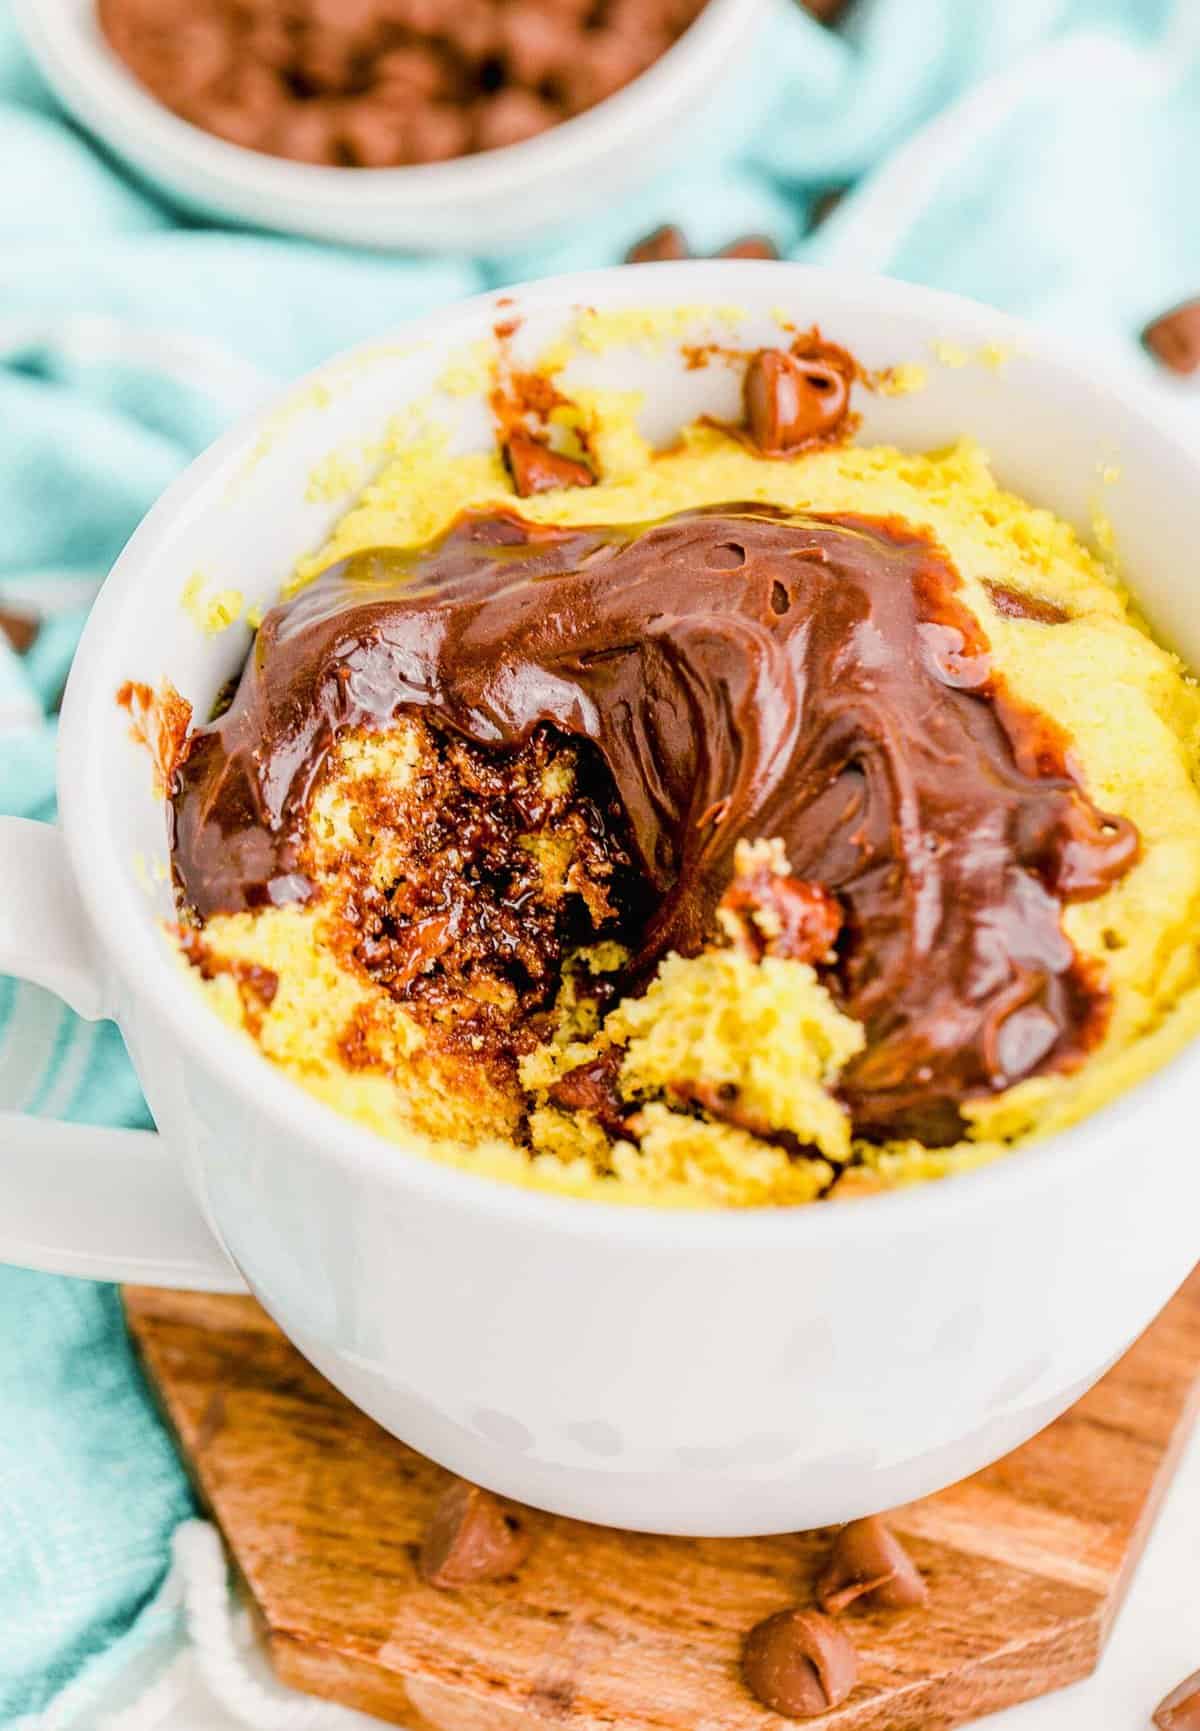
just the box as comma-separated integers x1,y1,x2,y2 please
161,382,1200,1208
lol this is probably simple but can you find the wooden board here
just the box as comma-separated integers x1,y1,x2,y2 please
124,1268,1200,1731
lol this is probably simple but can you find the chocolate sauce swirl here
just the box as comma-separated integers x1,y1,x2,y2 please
171,506,1139,1140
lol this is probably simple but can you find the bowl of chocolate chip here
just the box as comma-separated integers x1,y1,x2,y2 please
3,262,1199,1536
11,0,764,249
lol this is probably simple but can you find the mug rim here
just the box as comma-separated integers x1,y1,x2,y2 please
58,259,1200,1248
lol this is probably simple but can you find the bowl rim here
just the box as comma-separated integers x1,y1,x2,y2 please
11,0,761,215
58,259,1200,1248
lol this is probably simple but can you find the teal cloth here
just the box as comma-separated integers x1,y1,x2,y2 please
3,0,1200,1718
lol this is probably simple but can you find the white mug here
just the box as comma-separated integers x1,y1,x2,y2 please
2,263,1197,1536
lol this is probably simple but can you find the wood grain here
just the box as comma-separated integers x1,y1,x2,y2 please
124,1267,1200,1731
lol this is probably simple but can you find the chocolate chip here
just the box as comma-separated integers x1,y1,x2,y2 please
560,26,659,110
269,102,340,165
625,224,691,264
504,432,595,498
742,1608,858,1718
743,347,851,455
547,1049,629,1138
407,103,475,165
668,1079,779,1141
0,608,39,655
169,18,233,94
419,1478,533,1589
197,98,273,152
475,88,557,153
1156,1670,1200,1730
1142,300,1200,376
800,0,852,21
718,234,779,260
371,46,448,100
339,101,406,169
984,581,1069,625
500,6,578,87
626,228,778,264
817,1515,928,1613
452,0,502,65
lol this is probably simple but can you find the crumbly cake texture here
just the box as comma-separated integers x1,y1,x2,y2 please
176,408,1200,1208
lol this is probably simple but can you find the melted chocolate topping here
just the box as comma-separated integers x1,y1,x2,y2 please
171,506,1139,1140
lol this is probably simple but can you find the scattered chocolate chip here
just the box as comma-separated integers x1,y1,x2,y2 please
547,1049,630,1138
625,224,691,264
1142,300,1200,376
0,608,39,655
504,432,595,498
743,347,851,455
625,227,782,265
1155,1670,1200,1731
742,1608,858,1718
419,1478,533,1589
817,1515,928,1614
718,234,779,260
719,865,843,965
984,581,1069,625
800,0,852,21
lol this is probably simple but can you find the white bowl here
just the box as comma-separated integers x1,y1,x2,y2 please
11,0,766,251
2,263,1199,1536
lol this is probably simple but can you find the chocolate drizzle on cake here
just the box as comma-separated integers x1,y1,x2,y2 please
170,505,1139,1141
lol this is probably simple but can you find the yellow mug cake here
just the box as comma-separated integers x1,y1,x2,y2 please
149,325,1200,1208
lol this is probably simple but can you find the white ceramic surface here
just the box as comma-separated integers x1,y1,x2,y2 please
2,263,1199,1537
10,0,765,250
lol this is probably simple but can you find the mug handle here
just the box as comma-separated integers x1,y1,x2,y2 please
0,816,246,1292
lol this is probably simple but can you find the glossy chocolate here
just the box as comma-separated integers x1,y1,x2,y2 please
171,505,1138,1140
817,1515,928,1613
742,1609,858,1718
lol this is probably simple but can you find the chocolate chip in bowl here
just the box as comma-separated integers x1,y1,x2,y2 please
96,0,710,169
15,0,766,246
